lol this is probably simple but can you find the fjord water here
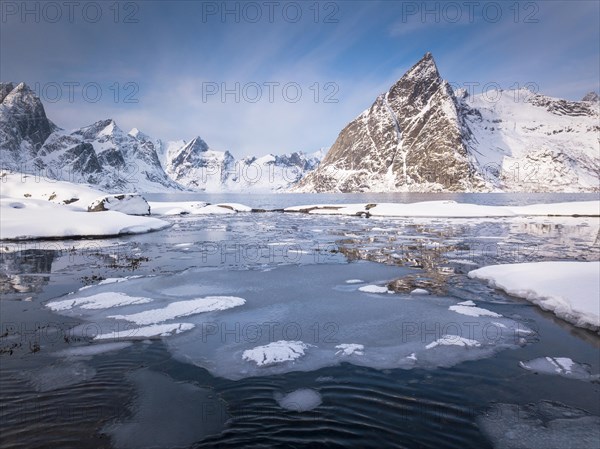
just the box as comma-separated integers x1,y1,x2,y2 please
1,193,599,449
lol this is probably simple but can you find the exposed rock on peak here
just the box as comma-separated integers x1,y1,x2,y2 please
582,91,599,103
297,52,483,192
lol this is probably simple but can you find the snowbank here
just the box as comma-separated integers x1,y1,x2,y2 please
147,201,252,215
469,261,600,331
0,197,170,240
1,171,105,208
88,194,150,215
284,200,600,218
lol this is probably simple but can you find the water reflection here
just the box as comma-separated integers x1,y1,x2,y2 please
0,249,55,296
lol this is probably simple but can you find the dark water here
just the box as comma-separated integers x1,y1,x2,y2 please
1,194,599,449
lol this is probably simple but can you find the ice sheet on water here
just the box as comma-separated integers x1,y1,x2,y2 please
275,389,322,412
477,401,600,449
449,304,501,318
104,369,228,449
45,262,531,380
519,357,599,381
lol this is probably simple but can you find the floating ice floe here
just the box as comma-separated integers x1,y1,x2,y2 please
44,262,532,380
449,302,502,318
345,279,364,284
243,341,312,366
519,357,599,381
275,389,322,412
358,285,391,294
335,344,364,356
469,261,600,331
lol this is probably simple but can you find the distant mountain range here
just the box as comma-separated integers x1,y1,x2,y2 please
1,54,598,193
0,82,322,193
296,53,599,193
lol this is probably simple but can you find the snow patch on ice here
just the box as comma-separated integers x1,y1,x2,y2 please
242,340,312,366
94,323,194,340
108,296,246,325
47,292,153,311
426,335,481,349
519,357,598,381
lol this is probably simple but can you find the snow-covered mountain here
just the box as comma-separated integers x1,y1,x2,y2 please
296,53,600,192
0,81,322,193
163,136,322,192
0,82,181,192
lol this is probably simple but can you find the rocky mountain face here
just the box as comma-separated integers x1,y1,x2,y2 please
296,53,599,193
0,82,321,193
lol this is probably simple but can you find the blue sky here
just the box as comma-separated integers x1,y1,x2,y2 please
1,0,599,156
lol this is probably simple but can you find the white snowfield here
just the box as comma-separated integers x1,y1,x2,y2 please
284,200,600,217
0,197,171,240
469,261,600,331
1,171,108,207
148,201,251,215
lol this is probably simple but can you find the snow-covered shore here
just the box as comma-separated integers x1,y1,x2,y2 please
284,200,600,217
469,261,600,332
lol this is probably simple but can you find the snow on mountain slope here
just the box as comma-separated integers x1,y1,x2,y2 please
459,88,600,192
0,83,181,193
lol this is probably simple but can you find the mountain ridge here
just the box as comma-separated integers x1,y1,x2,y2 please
295,53,599,193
